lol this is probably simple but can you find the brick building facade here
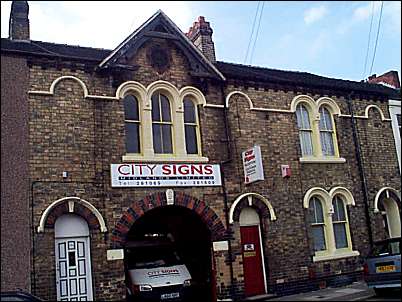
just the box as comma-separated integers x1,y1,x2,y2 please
1,2,401,301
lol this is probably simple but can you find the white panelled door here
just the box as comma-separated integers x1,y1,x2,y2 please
55,214,93,301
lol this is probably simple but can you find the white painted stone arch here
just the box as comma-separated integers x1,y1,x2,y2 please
364,105,388,121
225,91,254,109
49,75,89,97
303,186,355,209
290,95,317,114
147,80,181,110
179,86,207,107
229,192,276,224
317,97,341,116
373,187,401,213
37,197,107,233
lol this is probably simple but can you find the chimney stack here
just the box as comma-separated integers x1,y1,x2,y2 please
9,1,30,41
186,16,216,63
367,71,400,89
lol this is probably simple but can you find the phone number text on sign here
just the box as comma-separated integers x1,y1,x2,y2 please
110,163,222,187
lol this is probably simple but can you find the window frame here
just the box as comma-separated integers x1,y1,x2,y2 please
292,96,345,164
296,104,314,157
119,81,208,163
183,98,202,156
304,187,359,262
151,92,174,155
389,99,401,173
122,91,143,155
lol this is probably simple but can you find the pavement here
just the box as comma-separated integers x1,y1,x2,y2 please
240,281,377,301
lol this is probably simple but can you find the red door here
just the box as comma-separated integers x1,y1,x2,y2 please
240,225,265,296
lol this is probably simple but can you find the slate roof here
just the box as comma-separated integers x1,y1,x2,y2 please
1,38,110,61
215,61,401,99
1,37,400,99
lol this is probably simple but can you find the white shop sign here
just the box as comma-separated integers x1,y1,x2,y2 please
242,145,264,184
111,164,222,187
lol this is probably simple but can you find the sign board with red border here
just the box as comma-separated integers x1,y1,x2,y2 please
111,163,221,187
242,145,264,184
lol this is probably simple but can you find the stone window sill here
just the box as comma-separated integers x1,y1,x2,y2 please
313,250,360,262
300,157,346,164
122,154,209,163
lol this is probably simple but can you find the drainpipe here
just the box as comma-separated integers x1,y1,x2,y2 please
346,92,374,249
219,85,236,300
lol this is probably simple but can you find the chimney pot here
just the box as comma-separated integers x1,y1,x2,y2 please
9,1,30,40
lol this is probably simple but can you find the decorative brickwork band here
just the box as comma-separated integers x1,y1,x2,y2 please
111,192,227,248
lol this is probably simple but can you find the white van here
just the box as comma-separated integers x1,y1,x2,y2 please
125,237,193,301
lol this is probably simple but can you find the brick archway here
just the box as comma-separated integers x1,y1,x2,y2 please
111,192,226,248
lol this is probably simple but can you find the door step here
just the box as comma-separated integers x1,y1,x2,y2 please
243,293,276,301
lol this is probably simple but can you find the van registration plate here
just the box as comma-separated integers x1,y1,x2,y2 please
161,292,180,299
376,265,396,273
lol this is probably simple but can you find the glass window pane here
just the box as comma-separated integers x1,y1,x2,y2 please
185,125,198,154
160,94,171,122
184,99,196,123
125,123,140,153
302,106,311,129
334,223,348,248
124,95,139,120
152,124,162,153
314,198,324,223
333,197,346,221
296,105,311,129
161,124,173,153
152,94,160,121
300,131,313,156
319,107,333,131
312,225,326,251
320,132,335,156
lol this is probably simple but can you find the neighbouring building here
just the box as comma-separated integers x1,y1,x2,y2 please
1,1,401,301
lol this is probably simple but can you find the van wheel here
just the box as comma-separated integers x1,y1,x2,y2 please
374,288,387,296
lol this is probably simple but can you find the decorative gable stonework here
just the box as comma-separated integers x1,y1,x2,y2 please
1,2,401,302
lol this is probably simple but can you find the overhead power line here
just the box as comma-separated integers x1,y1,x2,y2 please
249,1,265,65
244,1,261,64
362,1,375,80
369,1,384,76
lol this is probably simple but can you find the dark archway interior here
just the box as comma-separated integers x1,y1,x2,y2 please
125,205,212,301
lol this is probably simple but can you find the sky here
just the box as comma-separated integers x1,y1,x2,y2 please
1,1,401,82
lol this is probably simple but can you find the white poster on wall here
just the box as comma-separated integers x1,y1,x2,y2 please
242,145,264,184
111,163,222,187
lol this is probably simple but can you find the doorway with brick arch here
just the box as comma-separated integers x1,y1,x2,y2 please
124,205,213,302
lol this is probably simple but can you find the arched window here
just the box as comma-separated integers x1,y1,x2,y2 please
151,92,173,154
184,99,200,154
309,197,326,251
296,104,314,156
319,107,335,156
304,187,359,262
332,196,348,248
124,95,141,153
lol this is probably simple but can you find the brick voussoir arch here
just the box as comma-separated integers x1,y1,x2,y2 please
111,192,227,248
37,197,107,233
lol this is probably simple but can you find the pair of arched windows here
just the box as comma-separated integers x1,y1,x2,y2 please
296,104,338,158
310,195,349,252
124,92,200,156
306,189,359,262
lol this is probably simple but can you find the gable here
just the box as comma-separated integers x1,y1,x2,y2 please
98,10,225,81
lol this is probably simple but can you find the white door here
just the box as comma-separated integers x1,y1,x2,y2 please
55,215,93,301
